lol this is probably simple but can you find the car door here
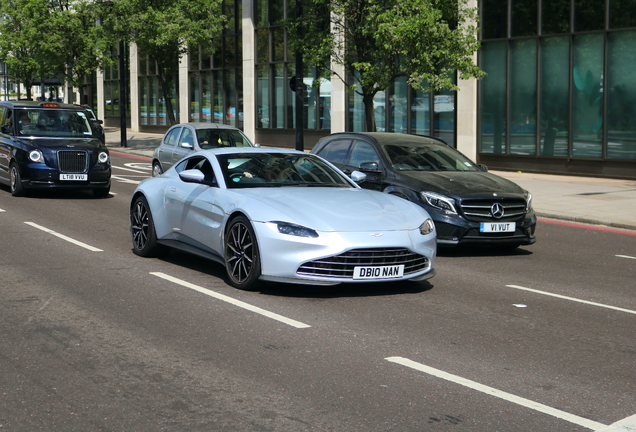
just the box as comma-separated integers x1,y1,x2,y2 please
157,127,181,171
342,140,385,192
0,107,11,181
171,127,196,165
165,156,222,253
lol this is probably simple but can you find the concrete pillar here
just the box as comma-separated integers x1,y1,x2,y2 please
455,0,478,161
129,42,140,132
179,52,189,124
330,13,347,133
242,0,256,142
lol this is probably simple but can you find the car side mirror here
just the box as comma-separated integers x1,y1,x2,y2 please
477,164,488,172
91,119,104,125
350,170,367,183
181,142,194,149
178,169,216,186
359,161,381,172
1,124,11,135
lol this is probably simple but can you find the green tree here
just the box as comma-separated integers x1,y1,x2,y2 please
0,0,53,100
99,0,225,125
288,0,485,131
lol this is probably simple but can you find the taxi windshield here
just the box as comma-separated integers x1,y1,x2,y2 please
17,108,94,138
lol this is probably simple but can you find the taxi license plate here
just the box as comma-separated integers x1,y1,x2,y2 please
60,174,87,181
480,222,516,233
353,264,405,280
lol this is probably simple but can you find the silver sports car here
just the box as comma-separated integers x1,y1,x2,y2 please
130,148,437,290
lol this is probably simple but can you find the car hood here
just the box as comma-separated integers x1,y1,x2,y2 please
236,187,429,232
18,137,106,150
402,171,526,198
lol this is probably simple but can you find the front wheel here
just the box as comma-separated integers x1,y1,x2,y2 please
225,215,261,290
10,163,26,197
130,196,168,257
93,184,110,198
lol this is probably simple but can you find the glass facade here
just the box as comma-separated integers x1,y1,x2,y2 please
138,55,178,126
103,44,128,121
479,0,636,167
188,0,243,128
254,0,332,131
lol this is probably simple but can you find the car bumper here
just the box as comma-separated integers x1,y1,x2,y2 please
20,163,111,190
429,209,537,247
254,222,437,285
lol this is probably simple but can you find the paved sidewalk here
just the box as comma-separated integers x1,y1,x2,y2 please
105,128,636,231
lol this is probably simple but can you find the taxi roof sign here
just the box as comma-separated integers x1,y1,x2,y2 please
40,103,60,108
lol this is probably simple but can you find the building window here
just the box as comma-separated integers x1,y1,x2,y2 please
509,39,537,155
480,41,507,154
540,37,569,156
607,31,636,159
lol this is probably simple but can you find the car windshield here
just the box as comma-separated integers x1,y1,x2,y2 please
383,144,479,172
17,108,94,138
196,129,253,149
217,153,353,188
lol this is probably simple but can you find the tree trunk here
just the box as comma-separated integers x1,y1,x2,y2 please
157,68,176,126
363,92,376,132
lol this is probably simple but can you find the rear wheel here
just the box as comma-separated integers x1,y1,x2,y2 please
152,162,163,177
225,215,261,290
10,163,25,197
130,196,168,257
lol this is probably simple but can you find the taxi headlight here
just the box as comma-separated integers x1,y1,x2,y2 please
98,152,109,163
274,221,319,238
419,218,435,235
29,150,44,163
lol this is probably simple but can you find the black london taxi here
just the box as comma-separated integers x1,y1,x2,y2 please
0,101,111,197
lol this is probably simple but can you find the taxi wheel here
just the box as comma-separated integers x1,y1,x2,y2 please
10,163,25,197
130,196,168,257
225,215,261,290
93,184,110,198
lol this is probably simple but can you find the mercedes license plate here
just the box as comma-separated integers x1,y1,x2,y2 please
480,222,516,233
60,174,87,181
353,264,405,280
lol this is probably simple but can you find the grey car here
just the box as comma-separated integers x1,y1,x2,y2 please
151,122,256,177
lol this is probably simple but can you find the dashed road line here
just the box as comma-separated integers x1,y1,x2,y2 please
24,222,103,252
506,285,636,315
386,356,606,431
111,175,142,185
616,254,636,260
113,165,148,174
150,272,311,329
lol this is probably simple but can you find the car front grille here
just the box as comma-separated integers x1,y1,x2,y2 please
57,150,88,173
460,198,527,221
297,248,430,279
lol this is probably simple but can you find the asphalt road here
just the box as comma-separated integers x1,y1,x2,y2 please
0,152,635,431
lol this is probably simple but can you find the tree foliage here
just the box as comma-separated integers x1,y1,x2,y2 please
288,0,485,131
98,0,225,125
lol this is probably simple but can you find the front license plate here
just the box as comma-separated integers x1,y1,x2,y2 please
480,222,516,233
353,264,405,280
60,174,87,181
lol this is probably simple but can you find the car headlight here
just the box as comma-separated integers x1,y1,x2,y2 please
525,192,533,211
273,221,319,238
29,150,44,163
420,191,457,214
419,218,435,235
98,152,109,164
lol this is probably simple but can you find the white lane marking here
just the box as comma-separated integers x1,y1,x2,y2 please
124,162,152,171
111,175,141,185
595,414,636,432
0,208,5,212
24,222,103,252
150,272,311,329
386,356,606,431
113,165,147,174
506,285,636,316
616,255,636,260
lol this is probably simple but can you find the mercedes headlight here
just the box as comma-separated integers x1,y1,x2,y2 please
273,221,319,238
419,218,435,235
525,192,533,211
98,151,109,164
29,150,44,163
420,191,457,214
